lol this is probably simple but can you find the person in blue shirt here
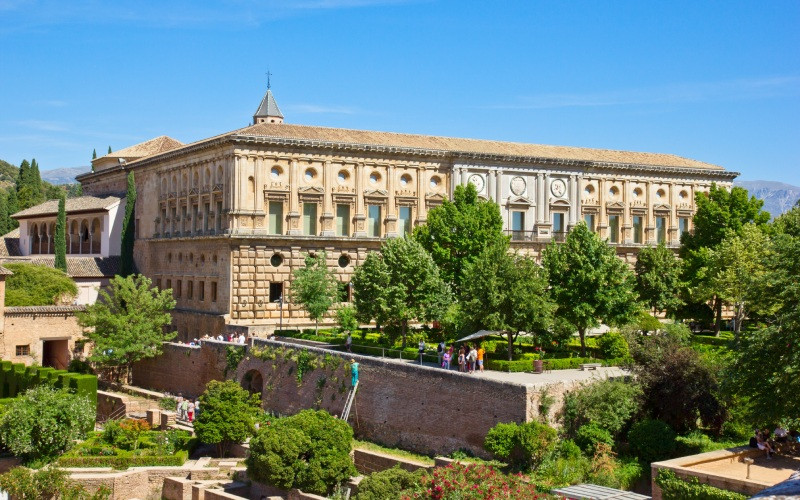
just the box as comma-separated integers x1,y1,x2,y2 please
350,359,359,386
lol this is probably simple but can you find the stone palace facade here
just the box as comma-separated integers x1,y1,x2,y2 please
71,89,736,339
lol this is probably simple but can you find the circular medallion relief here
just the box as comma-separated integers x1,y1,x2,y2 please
468,174,485,192
510,176,526,196
551,179,567,198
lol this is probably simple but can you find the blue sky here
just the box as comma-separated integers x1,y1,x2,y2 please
1,0,798,185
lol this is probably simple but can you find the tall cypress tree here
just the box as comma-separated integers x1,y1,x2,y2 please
0,190,9,236
17,159,30,187
7,189,19,229
30,158,44,205
54,195,67,272
107,146,112,154
120,171,136,276
92,149,97,160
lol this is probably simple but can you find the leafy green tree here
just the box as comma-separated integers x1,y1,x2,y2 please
0,385,94,462
627,419,677,464
336,305,359,335
54,195,67,272
543,223,639,356
561,379,642,438
78,274,176,382
484,420,557,470
680,183,770,334
355,466,424,500
414,183,506,297
0,466,110,499
461,241,555,360
66,183,83,198
0,190,10,235
291,252,339,334
707,224,770,339
247,409,356,496
119,172,136,277
6,188,19,228
634,244,684,316
194,380,262,457
4,263,77,306
352,237,451,347
729,203,800,424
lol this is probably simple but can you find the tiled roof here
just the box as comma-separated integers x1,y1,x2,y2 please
101,135,184,160
11,195,121,219
253,89,284,119
4,305,87,314
0,227,21,257
0,256,120,278
231,123,724,171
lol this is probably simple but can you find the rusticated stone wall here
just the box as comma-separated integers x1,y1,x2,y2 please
131,340,229,399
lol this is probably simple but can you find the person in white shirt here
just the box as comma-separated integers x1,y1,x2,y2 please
238,333,246,344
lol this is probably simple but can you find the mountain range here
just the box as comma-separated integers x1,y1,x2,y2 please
39,166,89,185
734,180,800,218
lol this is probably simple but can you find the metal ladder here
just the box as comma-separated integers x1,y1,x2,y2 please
340,381,359,422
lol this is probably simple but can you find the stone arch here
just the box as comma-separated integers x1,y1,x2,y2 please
182,173,188,191
91,218,101,253
205,167,211,186
241,368,264,396
217,165,224,184
193,171,199,188
69,220,79,253
171,175,178,191
30,222,40,254
161,178,168,193
80,219,90,254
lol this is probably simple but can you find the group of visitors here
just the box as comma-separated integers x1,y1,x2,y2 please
751,425,800,459
176,393,200,423
435,341,485,373
200,333,248,344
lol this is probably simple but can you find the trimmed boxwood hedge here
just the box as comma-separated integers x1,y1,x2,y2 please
486,357,631,372
0,361,97,406
58,450,189,469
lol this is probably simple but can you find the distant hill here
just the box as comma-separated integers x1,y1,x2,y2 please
40,166,88,185
735,180,800,218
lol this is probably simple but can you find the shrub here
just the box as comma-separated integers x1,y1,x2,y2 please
194,380,262,457
247,409,356,496
484,421,556,470
532,440,589,488
4,263,78,306
655,469,746,500
355,466,424,500
628,419,677,464
0,385,94,462
67,358,94,375
404,463,547,499
561,379,642,438
662,322,692,345
0,466,110,499
159,397,176,411
597,331,629,359
575,423,614,455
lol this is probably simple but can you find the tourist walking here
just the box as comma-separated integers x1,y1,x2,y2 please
477,344,485,372
442,349,451,370
418,339,426,365
176,394,184,420
180,399,189,421
187,401,195,423
468,346,478,373
346,333,352,352
458,347,466,372
351,359,359,386
437,341,445,367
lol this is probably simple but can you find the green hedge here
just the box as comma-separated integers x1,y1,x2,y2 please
58,450,189,469
0,362,97,406
486,357,631,372
655,470,746,500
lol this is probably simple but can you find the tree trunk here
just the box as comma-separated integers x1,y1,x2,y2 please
714,297,722,337
578,328,587,357
315,318,319,335
734,303,744,346
507,332,514,361
401,319,407,349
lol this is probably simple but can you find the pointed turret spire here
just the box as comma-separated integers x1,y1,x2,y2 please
253,78,284,125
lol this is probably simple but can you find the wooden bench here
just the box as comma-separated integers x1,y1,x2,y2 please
579,363,601,371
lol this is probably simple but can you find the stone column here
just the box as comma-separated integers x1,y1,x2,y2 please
451,167,460,199
287,159,301,235
321,160,335,236
645,181,653,244
543,172,551,224
568,174,578,227
417,165,427,225
597,178,606,239
353,163,366,237
487,169,495,202
386,165,397,237
536,172,545,223
495,169,502,204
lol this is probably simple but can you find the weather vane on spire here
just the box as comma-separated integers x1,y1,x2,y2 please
266,70,272,90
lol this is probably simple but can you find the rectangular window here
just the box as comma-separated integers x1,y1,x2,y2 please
15,345,30,356
188,281,194,300
166,279,172,293
170,207,177,233
199,281,205,301
192,204,199,234
338,281,349,302
181,206,187,234
269,282,283,303
269,201,284,234
302,203,318,235
583,213,596,232
511,210,525,240
216,201,223,232
608,215,620,243
176,279,182,299
398,206,412,235
678,217,689,239
211,281,218,302
203,202,210,232
156,278,162,290
552,212,565,233
335,204,350,237
633,216,643,244
656,216,667,244
367,205,381,237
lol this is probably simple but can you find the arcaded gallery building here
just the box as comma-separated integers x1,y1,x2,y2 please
70,89,737,339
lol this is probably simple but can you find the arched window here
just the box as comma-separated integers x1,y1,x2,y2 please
91,218,101,254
